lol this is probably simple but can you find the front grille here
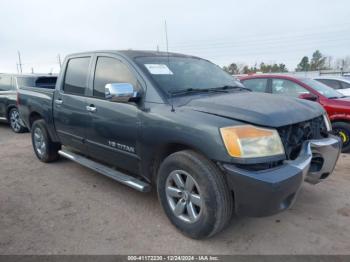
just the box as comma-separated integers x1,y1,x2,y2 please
278,116,328,160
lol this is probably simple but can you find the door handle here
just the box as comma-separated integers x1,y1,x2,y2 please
55,99,63,105
86,105,97,113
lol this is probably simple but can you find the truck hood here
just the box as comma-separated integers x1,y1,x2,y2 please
182,92,324,127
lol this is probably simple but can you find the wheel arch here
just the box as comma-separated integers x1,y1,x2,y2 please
329,115,350,124
6,104,18,121
145,142,208,184
29,111,44,128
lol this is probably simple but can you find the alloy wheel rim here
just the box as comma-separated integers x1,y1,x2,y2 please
10,110,21,132
334,128,349,146
165,170,202,223
33,127,46,157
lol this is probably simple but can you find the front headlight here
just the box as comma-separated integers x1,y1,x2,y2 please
220,125,285,158
323,113,332,132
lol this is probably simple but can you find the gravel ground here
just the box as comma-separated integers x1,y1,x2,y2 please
0,122,349,255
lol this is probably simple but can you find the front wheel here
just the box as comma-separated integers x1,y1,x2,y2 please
31,119,61,162
9,108,27,133
332,121,350,153
157,150,233,239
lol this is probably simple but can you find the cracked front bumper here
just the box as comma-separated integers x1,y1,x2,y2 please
222,135,341,217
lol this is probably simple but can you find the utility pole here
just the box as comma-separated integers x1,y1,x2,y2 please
17,51,23,74
164,20,169,54
57,54,62,69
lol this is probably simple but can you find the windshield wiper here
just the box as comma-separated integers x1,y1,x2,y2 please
214,85,252,91
328,96,346,99
169,88,228,96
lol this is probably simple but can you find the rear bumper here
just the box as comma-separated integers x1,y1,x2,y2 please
221,135,341,217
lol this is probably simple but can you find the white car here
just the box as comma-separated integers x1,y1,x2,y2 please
314,76,350,96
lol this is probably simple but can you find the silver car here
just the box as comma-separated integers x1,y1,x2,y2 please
314,76,350,96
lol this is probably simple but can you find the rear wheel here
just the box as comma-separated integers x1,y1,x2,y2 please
31,119,61,162
332,121,350,153
157,150,233,239
9,108,27,133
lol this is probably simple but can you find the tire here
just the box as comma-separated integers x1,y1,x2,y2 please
31,119,61,162
332,122,350,153
157,150,233,239
8,108,27,133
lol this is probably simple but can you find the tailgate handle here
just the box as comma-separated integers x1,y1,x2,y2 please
86,105,97,113
55,99,63,105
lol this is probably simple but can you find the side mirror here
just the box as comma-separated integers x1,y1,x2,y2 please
105,83,140,103
299,93,318,101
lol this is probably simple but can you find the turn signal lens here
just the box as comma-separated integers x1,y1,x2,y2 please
220,125,285,158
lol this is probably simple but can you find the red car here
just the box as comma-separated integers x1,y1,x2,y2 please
240,74,350,152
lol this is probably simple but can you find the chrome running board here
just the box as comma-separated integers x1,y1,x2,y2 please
58,149,150,192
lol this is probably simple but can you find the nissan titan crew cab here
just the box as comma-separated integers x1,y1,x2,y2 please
18,51,341,239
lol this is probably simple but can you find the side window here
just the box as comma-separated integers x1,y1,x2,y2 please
241,78,267,93
63,57,91,95
93,57,138,98
0,76,12,91
272,79,310,98
340,81,350,89
318,79,342,89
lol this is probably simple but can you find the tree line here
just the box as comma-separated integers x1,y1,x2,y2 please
222,50,350,74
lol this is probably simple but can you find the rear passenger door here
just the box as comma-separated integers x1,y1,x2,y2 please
53,56,92,153
241,78,269,93
84,55,141,174
0,75,13,119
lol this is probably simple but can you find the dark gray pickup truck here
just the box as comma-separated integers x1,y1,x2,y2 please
18,50,341,239
0,74,57,133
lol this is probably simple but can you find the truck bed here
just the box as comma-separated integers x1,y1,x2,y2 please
17,86,57,140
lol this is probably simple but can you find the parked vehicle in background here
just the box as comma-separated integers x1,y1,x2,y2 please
314,77,350,96
0,74,57,133
240,74,350,152
18,51,340,239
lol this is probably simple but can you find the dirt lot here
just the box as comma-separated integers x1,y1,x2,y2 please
0,122,349,255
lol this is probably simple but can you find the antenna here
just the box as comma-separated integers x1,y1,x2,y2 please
165,20,169,54
164,20,175,112
57,54,62,69
17,51,23,74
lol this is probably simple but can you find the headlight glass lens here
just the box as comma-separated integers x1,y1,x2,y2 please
220,125,285,158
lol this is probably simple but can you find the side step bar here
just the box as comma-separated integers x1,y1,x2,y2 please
58,149,151,192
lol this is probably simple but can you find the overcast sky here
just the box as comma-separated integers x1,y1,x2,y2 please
1,0,349,73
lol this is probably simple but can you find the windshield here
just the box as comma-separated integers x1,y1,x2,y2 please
135,56,243,95
299,78,344,99
17,76,57,89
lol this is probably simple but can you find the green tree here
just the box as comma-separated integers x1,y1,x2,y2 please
296,56,310,71
278,63,288,72
310,50,326,70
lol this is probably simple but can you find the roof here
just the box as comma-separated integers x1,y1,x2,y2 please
313,76,350,83
67,50,200,60
0,73,58,78
240,74,305,81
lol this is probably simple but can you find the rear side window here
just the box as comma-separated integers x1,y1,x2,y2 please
241,78,268,93
93,57,138,98
35,77,57,89
341,81,350,89
0,75,12,91
17,76,57,89
317,79,342,89
64,57,91,95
